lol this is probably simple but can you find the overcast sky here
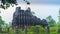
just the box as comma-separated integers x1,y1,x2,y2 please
0,0,60,23
17,0,60,4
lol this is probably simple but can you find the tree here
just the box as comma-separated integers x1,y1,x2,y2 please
0,0,18,9
46,16,56,27
0,0,30,9
0,16,5,32
0,16,4,27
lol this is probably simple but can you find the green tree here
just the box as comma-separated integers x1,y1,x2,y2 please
56,22,60,34
0,0,17,9
46,16,56,27
0,16,5,32
0,0,30,9
0,16,5,27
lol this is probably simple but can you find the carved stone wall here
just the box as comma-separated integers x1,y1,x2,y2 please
12,7,48,28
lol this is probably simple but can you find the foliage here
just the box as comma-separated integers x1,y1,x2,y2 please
1,25,47,34
50,27,58,34
0,16,4,27
0,24,59,34
46,16,56,27
56,22,60,33
0,0,30,9
0,0,18,9
8,28,16,34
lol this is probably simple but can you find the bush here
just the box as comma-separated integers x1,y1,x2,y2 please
50,27,58,34
1,25,47,34
8,28,15,34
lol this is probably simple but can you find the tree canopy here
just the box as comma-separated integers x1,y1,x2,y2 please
0,0,17,9
46,16,56,27
0,16,5,27
0,0,30,9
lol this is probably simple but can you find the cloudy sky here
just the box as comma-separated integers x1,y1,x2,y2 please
0,0,60,23
17,0,60,4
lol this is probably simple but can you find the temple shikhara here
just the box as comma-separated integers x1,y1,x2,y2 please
12,7,49,32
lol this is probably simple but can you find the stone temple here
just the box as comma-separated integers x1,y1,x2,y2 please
12,7,50,34
12,7,49,29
